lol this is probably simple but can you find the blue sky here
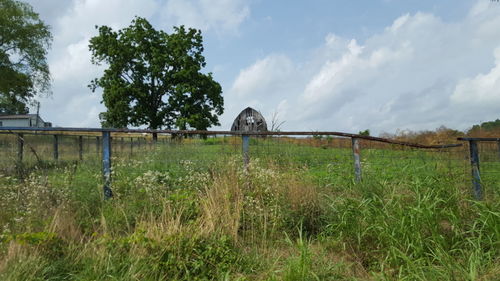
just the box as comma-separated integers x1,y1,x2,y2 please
26,0,500,135
204,0,476,85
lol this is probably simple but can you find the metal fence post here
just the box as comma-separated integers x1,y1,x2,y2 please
351,137,362,182
17,133,24,163
242,135,250,169
53,135,59,161
78,136,83,161
102,131,113,199
468,140,482,200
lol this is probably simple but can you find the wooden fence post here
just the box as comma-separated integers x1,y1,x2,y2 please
242,135,250,170
53,135,59,161
468,140,482,200
78,136,83,161
351,137,362,182
102,131,113,199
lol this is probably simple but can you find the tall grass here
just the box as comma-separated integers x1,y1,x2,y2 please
0,141,498,280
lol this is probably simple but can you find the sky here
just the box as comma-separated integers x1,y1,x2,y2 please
24,0,500,135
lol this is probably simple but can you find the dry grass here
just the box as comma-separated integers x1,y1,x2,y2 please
137,204,191,240
198,169,243,241
47,208,83,243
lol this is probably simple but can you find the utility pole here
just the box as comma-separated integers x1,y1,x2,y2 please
35,101,40,127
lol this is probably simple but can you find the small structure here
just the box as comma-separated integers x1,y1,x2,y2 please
231,107,267,132
0,114,52,128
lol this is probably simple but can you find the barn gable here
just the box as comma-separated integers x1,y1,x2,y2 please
231,107,268,132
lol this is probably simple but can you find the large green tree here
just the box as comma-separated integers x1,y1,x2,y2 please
89,17,224,130
0,0,51,115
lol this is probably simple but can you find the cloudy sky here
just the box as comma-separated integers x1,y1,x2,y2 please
25,0,500,135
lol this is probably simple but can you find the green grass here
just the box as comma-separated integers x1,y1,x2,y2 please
0,137,499,280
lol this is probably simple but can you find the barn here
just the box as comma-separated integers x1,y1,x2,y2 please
231,107,268,132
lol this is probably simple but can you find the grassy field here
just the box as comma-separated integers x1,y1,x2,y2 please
0,136,499,280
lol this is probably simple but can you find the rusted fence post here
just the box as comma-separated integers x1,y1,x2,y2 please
468,140,482,200
53,135,59,161
102,131,113,199
351,137,362,182
242,135,250,169
17,133,24,163
78,136,83,161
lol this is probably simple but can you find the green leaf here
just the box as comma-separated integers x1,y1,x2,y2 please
89,17,224,129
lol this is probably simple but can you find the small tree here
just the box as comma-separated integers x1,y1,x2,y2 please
269,110,285,132
89,17,224,130
0,0,52,114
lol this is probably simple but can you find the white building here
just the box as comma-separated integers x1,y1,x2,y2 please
0,114,52,127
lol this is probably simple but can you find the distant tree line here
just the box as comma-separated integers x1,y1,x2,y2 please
468,119,500,133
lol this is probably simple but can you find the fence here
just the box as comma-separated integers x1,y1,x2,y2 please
458,138,500,200
0,127,498,201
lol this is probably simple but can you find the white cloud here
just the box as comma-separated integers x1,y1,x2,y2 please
33,0,252,127
452,48,500,107
231,55,294,98
223,1,500,134
22,0,500,134
222,54,300,129
162,0,250,32
25,0,73,26
51,38,93,82
38,0,160,127
55,0,159,45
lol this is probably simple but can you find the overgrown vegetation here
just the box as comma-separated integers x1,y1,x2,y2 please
0,139,499,280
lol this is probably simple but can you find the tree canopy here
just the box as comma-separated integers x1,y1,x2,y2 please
0,0,52,115
89,17,224,130
358,129,370,136
469,119,500,132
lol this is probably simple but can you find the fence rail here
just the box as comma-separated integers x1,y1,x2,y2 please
0,127,495,201
0,127,463,148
